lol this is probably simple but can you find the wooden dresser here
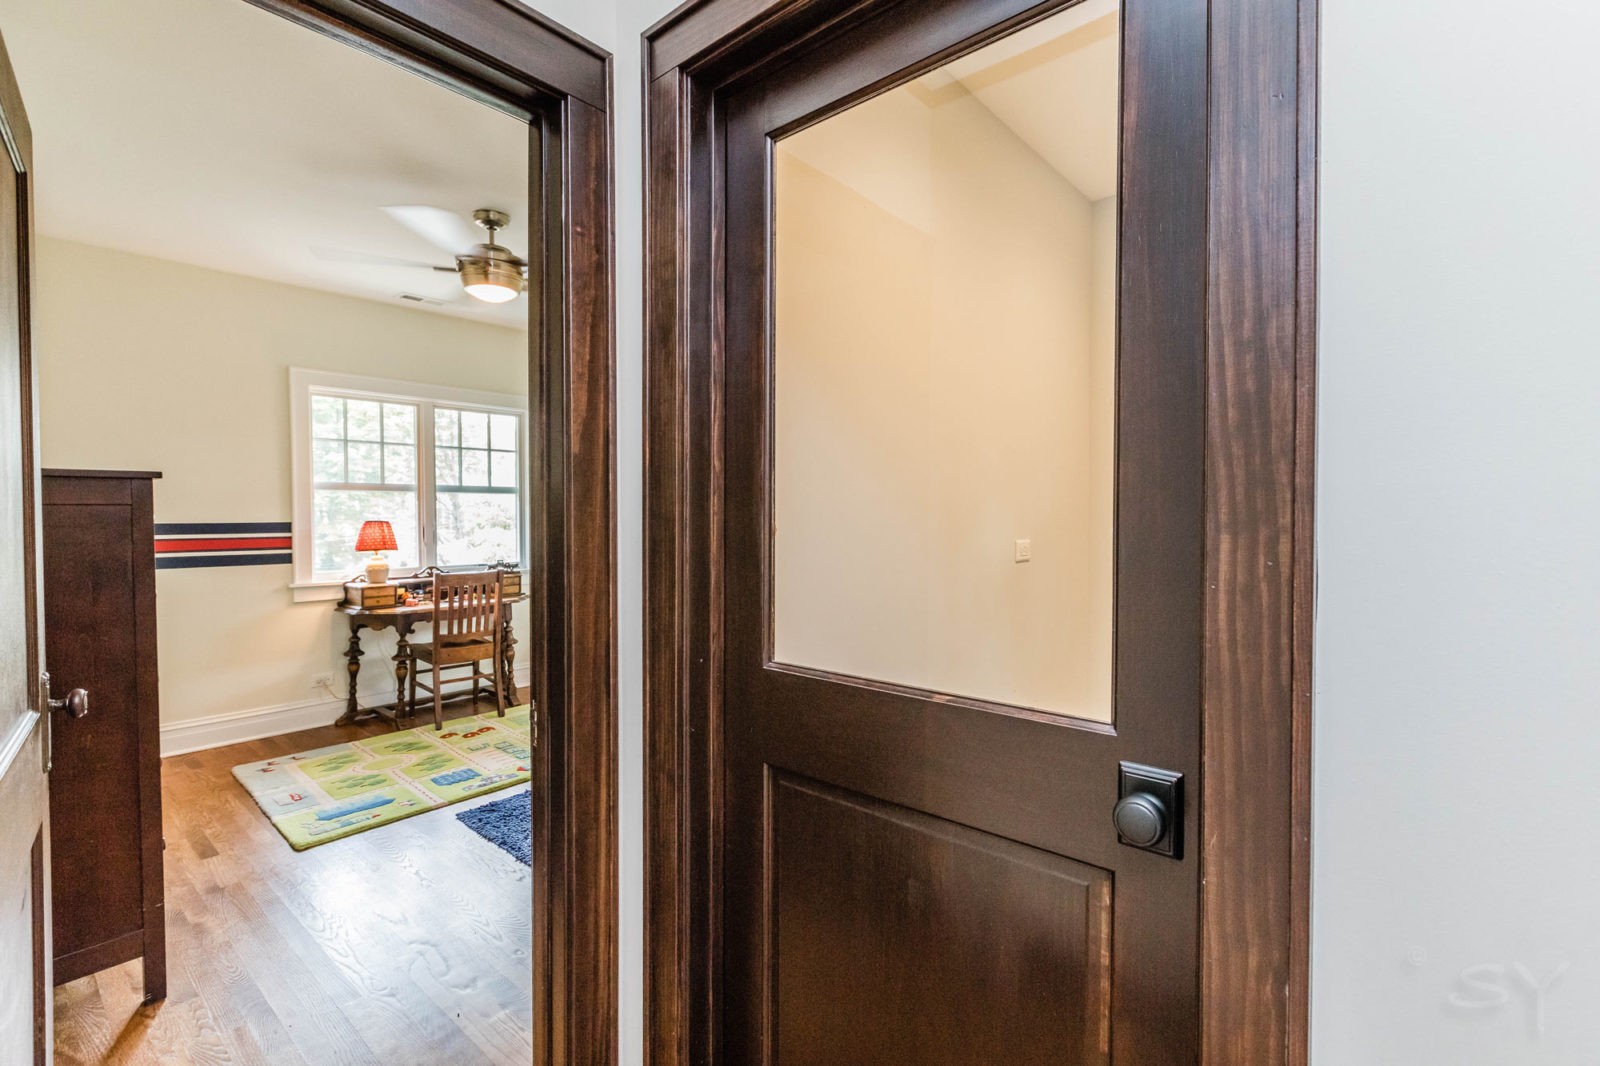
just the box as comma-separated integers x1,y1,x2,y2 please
41,470,165,1000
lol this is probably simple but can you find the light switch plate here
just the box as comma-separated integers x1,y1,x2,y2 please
1014,538,1032,563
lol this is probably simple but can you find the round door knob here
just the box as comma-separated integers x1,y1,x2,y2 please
50,688,90,719
1113,792,1168,847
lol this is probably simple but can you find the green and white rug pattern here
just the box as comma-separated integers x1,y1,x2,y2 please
232,706,532,850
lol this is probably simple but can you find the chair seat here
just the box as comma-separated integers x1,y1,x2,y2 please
411,637,495,665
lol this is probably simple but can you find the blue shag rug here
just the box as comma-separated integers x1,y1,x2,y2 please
456,788,532,866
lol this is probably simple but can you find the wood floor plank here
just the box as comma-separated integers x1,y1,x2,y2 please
52,967,111,1066
53,694,532,1065
165,873,299,1065
94,964,189,1066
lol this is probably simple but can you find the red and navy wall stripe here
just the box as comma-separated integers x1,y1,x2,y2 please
154,522,292,570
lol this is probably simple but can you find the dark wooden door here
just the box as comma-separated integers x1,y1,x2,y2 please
42,472,165,997
0,27,48,1066
718,0,1206,1061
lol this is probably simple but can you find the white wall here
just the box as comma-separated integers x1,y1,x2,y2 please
1313,0,1600,1061
34,239,530,747
604,5,658,1062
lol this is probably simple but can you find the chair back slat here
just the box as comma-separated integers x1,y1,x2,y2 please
431,570,503,644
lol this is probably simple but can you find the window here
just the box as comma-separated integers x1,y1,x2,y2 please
433,408,522,567
310,395,422,575
290,370,526,597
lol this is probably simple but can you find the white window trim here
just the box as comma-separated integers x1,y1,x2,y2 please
289,367,529,602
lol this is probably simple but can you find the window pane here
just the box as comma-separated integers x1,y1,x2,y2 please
490,413,519,451
313,438,345,483
435,408,459,446
347,441,382,484
312,395,344,438
383,444,416,485
436,491,518,568
491,451,517,489
383,403,416,443
771,2,1119,722
346,400,382,442
460,410,489,448
435,447,460,486
313,489,418,575
461,449,489,487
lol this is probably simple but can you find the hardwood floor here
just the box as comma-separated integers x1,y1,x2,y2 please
52,696,534,1066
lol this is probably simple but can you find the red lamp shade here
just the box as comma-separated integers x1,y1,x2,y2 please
355,520,398,553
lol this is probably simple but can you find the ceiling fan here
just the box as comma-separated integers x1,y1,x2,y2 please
314,205,527,305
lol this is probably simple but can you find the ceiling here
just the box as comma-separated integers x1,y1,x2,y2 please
937,0,1120,202
779,0,1119,227
0,0,530,328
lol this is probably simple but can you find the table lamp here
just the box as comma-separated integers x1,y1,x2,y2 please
355,520,398,585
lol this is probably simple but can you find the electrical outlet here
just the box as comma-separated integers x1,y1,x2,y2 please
1014,538,1033,563
311,673,334,690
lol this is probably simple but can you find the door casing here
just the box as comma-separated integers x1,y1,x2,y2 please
232,3,619,1062
641,0,1318,1061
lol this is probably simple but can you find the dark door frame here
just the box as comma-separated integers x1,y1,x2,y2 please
237,2,618,1062
641,0,1317,1061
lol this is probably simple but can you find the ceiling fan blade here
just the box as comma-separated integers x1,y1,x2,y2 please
381,205,480,256
311,246,456,272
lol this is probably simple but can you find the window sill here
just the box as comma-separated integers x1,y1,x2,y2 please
289,581,346,603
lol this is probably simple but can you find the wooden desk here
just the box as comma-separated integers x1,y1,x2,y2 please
334,595,525,725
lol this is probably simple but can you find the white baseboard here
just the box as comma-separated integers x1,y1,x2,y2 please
160,666,534,757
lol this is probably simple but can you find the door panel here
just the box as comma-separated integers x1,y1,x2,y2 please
0,73,25,761
0,747,46,1066
720,0,1207,1060
0,26,46,1066
773,773,1111,1064
43,503,141,974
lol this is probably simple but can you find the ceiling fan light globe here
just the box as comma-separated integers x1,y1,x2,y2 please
464,281,520,304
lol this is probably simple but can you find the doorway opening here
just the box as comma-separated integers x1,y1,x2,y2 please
0,0,615,1062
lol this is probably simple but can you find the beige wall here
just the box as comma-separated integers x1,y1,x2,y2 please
772,87,1116,719
34,238,529,740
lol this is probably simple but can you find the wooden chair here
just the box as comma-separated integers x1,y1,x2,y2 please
407,570,505,730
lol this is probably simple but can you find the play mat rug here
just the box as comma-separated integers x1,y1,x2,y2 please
233,706,533,851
